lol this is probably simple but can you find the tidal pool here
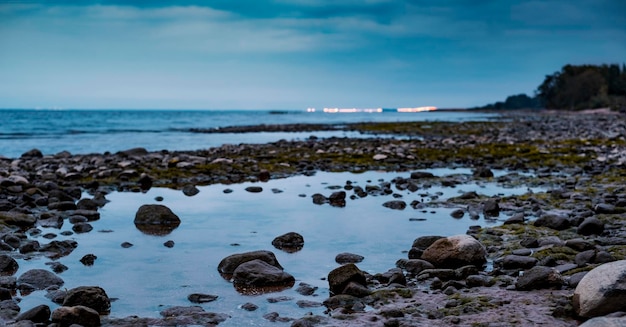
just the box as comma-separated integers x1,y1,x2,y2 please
15,169,541,326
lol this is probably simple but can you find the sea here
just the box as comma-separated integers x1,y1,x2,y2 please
0,109,498,158
3,109,531,326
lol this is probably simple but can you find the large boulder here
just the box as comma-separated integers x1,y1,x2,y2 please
62,286,111,314
16,304,51,323
421,235,486,269
133,204,181,235
573,260,626,318
51,305,100,327
232,259,295,293
17,269,64,290
327,263,367,296
218,250,283,276
271,232,304,253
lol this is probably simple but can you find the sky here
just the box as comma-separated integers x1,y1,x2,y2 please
0,0,625,110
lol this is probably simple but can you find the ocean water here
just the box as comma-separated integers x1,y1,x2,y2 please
0,109,497,158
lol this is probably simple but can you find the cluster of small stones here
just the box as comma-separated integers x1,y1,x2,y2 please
0,110,625,326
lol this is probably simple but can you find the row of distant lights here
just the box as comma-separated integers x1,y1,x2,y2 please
306,106,437,113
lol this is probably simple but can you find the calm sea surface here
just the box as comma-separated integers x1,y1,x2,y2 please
0,109,498,158
3,109,520,326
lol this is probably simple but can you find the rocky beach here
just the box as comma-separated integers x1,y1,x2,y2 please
1,109,626,326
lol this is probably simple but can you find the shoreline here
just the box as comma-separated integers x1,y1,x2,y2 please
1,110,626,326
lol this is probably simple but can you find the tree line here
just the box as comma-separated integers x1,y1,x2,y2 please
474,63,626,111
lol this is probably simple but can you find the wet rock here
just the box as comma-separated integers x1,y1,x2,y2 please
412,235,445,250
577,217,605,236
296,282,318,296
21,149,43,158
396,259,435,275
72,222,93,234
450,209,465,218
574,260,626,318
80,254,97,266
218,250,283,276
504,212,525,225
47,201,77,211
579,316,626,327
182,184,200,196
188,293,218,303
271,232,304,252
19,240,40,254
410,171,435,179
421,234,487,269
328,191,346,207
51,305,100,327
0,255,18,276
327,263,367,296
382,200,406,210
46,262,68,274
38,215,64,228
483,199,500,217
39,240,78,258
498,255,538,270
473,167,494,178
0,212,36,227
121,242,133,248
232,259,295,292
164,240,175,248
374,268,406,286
62,286,111,314
466,274,494,287
241,302,258,311
133,204,181,235
16,304,51,323
335,252,364,264
17,269,64,290
515,266,563,290
245,186,263,193
534,214,570,230
311,193,327,205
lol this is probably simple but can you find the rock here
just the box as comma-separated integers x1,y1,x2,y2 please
0,287,11,300
410,171,435,179
80,254,97,266
382,200,406,210
62,286,110,314
232,259,295,292
163,240,175,248
47,201,77,211
188,293,218,303
16,304,51,323
577,217,605,236
0,255,19,276
473,167,494,178
271,232,304,252
51,305,100,327
534,214,570,230
218,250,283,276
499,255,538,270
450,209,464,218
0,212,36,227
72,222,93,233
295,282,318,296
133,204,181,235
374,268,406,286
21,149,43,158
39,240,78,258
483,199,500,217
515,266,563,290
574,260,626,318
241,302,258,311
245,186,263,193
421,235,487,269
396,259,435,275
311,193,327,205
594,203,618,214
579,316,626,327
327,263,367,296
182,184,200,196
412,236,445,250
17,269,64,290
504,212,525,224
335,252,364,264
158,306,228,325
328,191,346,207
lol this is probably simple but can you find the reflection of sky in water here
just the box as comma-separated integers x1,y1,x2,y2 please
16,169,541,326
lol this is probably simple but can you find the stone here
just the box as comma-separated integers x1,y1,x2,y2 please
182,184,200,196
51,305,100,327
218,250,283,275
232,259,295,291
80,254,97,266
421,235,486,269
504,212,525,225
72,222,93,233
473,167,494,177
534,214,570,230
271,232,304,252
188,293,218,303
0,255,19,276
578,316,626,327
16,304,51,323
450,209,464,218
62,286,111,314
0,212,36,227
335,252,365,264
382,200,407,210
515,266,563,291
412,236,445,250
17,269,64,290
328,191,346,207
574,260,626,318
577,217,605,236
327,263,367,296
133,204,181,235
245,186,263,193
483,199,500,217
396,259,435,275
499,255,538,270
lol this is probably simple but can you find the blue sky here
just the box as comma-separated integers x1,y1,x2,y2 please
0,0,624,109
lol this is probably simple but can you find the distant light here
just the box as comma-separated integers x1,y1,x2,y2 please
306,107,316,112
397,106,437,112
322,107,382,113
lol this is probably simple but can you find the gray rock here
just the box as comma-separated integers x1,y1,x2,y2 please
271,232,304,252
382,200,407,210
534,214,570,230
133,204,181,235
51,305,100,327
578,316,626,327
574,260,626,318
62,286,111,314
577,217,605,235
483,199,500,217
327,263,367,296
515,266,563,290
245,186,263,193
412,236,445,250
232,259,295,290
504,212,525,225
335,252,364,264
421,235,487,269
0,212,36,227
218,250,283,275
396,259,435,275
16,304,51,323
182,184,200,196
499,255,538,270
450,209,465,219
17,269,64,290
188,293,218,303
0,255,19,276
